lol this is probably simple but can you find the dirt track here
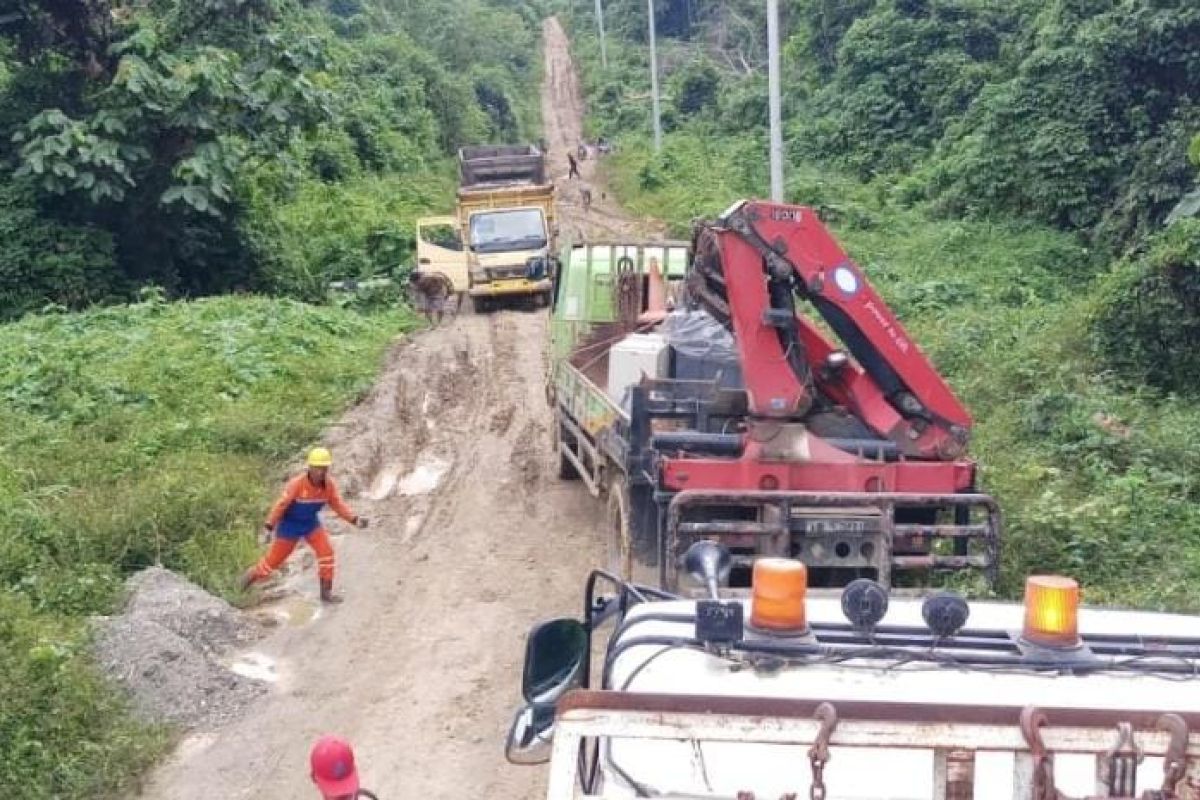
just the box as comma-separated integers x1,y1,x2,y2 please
138,18,630,800
542,18,665,242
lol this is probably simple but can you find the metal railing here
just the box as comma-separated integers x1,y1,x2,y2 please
545,690,1199,800
665,490,1001,591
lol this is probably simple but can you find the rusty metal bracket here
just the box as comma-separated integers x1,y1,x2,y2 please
1157,714,1189,800
808,702,839,800
1022,706,1062,800
1022,707,1189,800
1101,722,1143,798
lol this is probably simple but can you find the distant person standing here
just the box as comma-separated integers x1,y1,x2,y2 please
566,150,580,180
240,447,367,604
409,269,454,327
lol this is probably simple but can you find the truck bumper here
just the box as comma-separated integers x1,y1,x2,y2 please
468,278,552,297
663,489,1001,593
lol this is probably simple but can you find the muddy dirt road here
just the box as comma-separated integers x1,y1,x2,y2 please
542,18,665,241
141,313,605,800
139,18,635,800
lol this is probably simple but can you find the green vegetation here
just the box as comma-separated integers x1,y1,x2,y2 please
0,1,548,796
577,0,1200,249
0,0,545,319
565,2,1200,608
0,296,415,797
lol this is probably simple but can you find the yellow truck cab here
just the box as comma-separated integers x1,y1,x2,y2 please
457,145,556,310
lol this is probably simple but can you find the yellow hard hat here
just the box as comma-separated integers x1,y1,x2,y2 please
307,447,333,468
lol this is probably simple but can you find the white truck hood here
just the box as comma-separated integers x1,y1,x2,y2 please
599,597,1200,800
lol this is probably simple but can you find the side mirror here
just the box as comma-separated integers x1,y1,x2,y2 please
522,618,587,704
505,703,555,765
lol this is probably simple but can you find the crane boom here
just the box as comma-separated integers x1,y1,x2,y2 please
690,199,971,460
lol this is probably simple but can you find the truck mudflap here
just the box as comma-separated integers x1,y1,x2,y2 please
664,489,1000,592
547,690,1198,800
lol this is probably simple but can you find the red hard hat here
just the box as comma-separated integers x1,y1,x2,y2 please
310,735,359,798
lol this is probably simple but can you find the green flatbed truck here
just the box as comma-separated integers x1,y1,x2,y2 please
547,240,691,581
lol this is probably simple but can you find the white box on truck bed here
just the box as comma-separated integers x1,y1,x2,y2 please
606,333,669,406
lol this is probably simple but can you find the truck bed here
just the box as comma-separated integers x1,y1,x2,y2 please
552,243,691,441
557,355,628,441
458,144,546,187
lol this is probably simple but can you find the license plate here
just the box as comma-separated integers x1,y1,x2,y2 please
793,517,880,535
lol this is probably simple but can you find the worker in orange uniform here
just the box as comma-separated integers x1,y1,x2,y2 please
310,735,379,799
240,447,368,604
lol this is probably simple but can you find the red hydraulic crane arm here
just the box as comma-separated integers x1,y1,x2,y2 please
696,200,972,460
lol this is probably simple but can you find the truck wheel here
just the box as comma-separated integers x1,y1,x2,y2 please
607,475,656,586
606,476,635,582
554,421,581,481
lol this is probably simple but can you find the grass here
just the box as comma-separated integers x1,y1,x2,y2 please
601,131,1200,610
0,295,417,798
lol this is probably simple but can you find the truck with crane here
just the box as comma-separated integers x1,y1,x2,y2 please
547,199,999,592
415,144,556,311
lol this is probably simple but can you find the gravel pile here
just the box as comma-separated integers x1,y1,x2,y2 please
92,567,266,728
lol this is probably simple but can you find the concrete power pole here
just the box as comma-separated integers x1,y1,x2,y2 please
648,0,663,153
767,0,784,201
595,0,608,69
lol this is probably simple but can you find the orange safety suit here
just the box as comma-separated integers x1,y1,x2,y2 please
252,474,358,582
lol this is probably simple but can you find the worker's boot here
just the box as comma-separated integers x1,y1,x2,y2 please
238,568,257,591
319,578,343,604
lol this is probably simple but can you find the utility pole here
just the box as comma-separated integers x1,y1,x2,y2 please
648,0,663,152
767,0,784,201
595,0,608,69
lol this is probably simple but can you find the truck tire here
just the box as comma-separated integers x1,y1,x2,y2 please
554,421,581,481
606,475,656,586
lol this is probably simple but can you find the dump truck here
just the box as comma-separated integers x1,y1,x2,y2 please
414,144,555,311
547,199,1000,593
459,144,555,310
506,545,1200,800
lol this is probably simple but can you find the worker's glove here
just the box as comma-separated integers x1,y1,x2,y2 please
355,516,369,529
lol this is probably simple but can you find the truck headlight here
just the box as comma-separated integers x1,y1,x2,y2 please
525,257,546,280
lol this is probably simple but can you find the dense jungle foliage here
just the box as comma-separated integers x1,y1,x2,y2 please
0,0,545,319
564,0,1200,605
0,1,546,797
